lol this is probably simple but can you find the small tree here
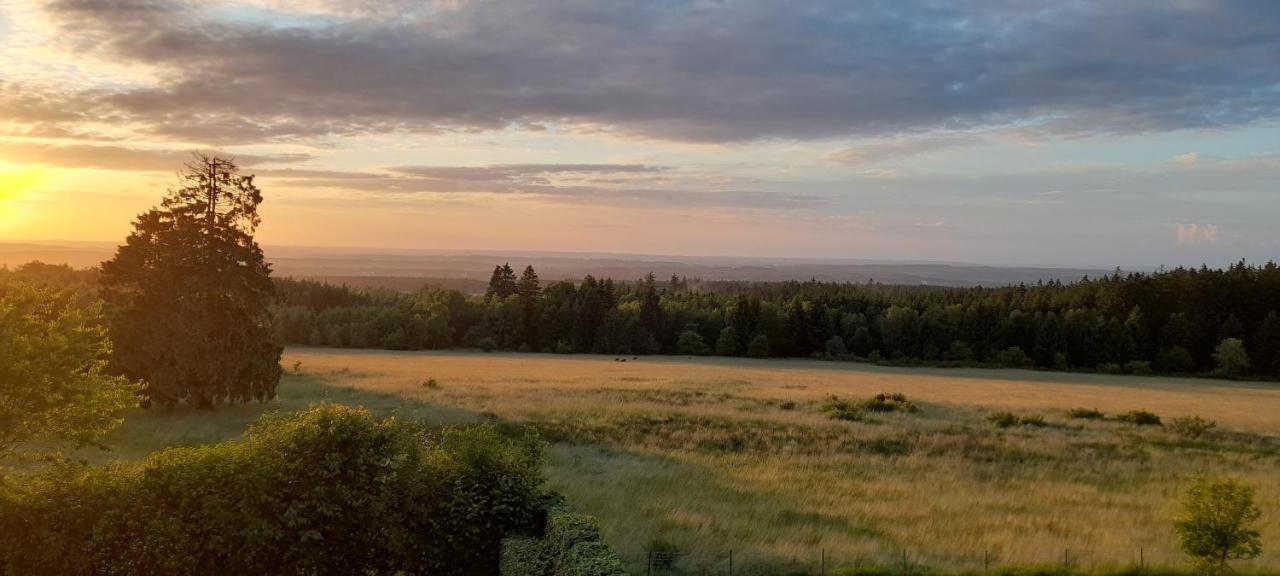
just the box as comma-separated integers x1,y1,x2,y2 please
1175,478,1262,574
823,335,848,358
1213,338,1251,378
746,334,771,358
676,330,708,356
0,285,139,461
714,326,740,356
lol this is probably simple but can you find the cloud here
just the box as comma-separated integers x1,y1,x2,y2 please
0,141,312,171
1169,152,1198,165
826,133,980,165
258,162,819,209
1175,223,1219,245
5,1,1280,144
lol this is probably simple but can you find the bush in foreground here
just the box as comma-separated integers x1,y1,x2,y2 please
1175,478,1262,575
0,405,548,576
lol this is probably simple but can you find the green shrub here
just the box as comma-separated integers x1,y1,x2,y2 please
1175,478,1262,574
1066,407,1106,420
859,392,918,413
422,378,441,389
995,346,1035,368
1097,362,1124,374
1213,338,1252,378
1124,360,1154,375
1116,410,1162,426
778,400,797,410
676,330,709,356
0,405,548,576
500,505,627,576
824,393,918,421
1169,416,1217,439
746,334,771,358
988,412,1045,428
988,412,1021,428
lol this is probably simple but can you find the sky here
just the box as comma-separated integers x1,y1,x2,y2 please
1,0,1279,268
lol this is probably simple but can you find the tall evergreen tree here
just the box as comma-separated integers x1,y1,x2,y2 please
100,153,281,408
486,263,518,299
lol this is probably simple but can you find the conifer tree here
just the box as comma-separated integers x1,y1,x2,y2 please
100,153,281,408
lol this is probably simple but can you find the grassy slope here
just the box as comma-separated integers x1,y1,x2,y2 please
77,348,1280,575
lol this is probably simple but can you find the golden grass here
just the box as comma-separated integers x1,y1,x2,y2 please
93,348,1280,574
270,349,1280,574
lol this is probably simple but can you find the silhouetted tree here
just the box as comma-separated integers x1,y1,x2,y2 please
100,153,281,408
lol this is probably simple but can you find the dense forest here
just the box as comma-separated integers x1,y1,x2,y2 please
5,259,1278,378
268,261,1280,379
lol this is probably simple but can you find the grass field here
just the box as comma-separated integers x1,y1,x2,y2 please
83,348,1280,575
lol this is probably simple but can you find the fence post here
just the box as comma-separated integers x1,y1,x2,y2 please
902,549,908,574
821,548,826,576
728,549,733,576
1062,548,1069,569
1140,547,1145,571
647,551,651,576
984,550,989,572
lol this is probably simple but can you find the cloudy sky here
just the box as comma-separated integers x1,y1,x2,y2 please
1,0,1279,267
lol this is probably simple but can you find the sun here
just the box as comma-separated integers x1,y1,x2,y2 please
0,165,47,230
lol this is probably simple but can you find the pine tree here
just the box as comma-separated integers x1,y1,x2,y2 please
486,263,518,299
100,153,281,408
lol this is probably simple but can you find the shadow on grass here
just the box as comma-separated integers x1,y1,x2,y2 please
71,373,483,465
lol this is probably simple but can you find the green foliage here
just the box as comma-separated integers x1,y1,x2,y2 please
0,405,548,575
676,330,709,356
824,335,849,358
996,346,1035,368
825,393,918,421
988,412,1046,428
1213,338,1251,378
1066,408,1106,420
746,333,771,358
1116,410,1162,426
1169,416,1217,440
1174,478,1262,574
987,412,1021,428
715,326,740,356
422,378,441,389
100,154,281,408
500,505,627,576
0,285,139,461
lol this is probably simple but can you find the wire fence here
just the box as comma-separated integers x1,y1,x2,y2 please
632,546,1164,576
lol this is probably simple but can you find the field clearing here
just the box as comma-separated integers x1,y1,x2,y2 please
89,348,1280,574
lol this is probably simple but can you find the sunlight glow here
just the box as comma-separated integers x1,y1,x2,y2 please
0,164,45,230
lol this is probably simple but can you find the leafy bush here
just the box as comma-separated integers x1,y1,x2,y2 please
676,330,709,356
995,346,1034,368
859,392,918,414
1066,408,1106,420
422,378,441,389
988,412,1045,428
500,504,627,576
746,334,771,358
1097,362,1124,374
778,400,797,411
987,412,1021,428
1213,338,1251,378
1169,416,1217,439
0,405,548,576
823,397,865,422
1116,410,1162,426
1124,360,1154,375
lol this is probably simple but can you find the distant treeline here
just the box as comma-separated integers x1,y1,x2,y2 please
271,261,1280,378
5,259,1277,378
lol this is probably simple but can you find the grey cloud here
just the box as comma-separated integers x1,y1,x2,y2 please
0,141,312,171
16,0,1280,144
826,133,981,165
259,162,817,209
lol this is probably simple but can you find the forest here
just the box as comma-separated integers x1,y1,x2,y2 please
267,261,1280,379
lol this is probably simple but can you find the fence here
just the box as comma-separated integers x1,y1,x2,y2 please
635,546,1168,576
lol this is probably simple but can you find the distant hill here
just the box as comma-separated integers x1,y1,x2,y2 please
0,241,1113,290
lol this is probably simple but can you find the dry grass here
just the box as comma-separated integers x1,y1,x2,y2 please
93,348,1280,574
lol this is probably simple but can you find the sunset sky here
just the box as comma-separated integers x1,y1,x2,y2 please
1,0,1278,267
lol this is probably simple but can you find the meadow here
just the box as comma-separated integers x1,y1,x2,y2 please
85,348,1280,575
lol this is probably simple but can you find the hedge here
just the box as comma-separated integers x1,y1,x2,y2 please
0,405,547,576
501,504,627,576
